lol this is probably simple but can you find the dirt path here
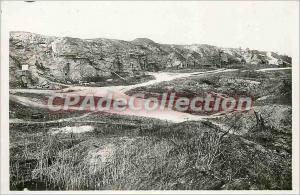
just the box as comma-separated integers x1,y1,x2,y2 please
10,68,235,95
10,69,240,123
9,67,280,123
9,112,92,124
255,67,291,72
10,92,224,123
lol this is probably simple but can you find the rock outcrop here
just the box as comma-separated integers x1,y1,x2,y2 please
9,31,292,88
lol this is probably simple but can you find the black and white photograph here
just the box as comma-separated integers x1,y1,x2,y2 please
0,0,299,193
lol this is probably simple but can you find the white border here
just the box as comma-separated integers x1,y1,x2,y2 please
1,1,299,194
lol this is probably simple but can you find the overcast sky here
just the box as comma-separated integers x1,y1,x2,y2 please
1,1,298,55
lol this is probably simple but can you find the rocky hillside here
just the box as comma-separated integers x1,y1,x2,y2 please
9,31,292,88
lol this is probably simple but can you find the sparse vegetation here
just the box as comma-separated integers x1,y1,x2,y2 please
9,115,291,190
9,66,292,190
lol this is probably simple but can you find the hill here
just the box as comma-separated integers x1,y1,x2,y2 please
9,31,292,88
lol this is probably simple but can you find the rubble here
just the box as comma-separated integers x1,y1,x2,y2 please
9,31,292,88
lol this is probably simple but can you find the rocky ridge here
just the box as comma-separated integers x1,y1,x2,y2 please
9,31,292,88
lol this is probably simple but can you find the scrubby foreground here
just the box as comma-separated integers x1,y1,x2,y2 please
9,68,292,190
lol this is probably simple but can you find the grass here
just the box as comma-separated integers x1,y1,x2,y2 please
9,100,88,121
163,67,216,73
82,74,156,87
10,73,155,89
9,117,292,190
126,69,292,105
9,65,292,190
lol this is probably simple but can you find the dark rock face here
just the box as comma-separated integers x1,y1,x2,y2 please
9,31,291,88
